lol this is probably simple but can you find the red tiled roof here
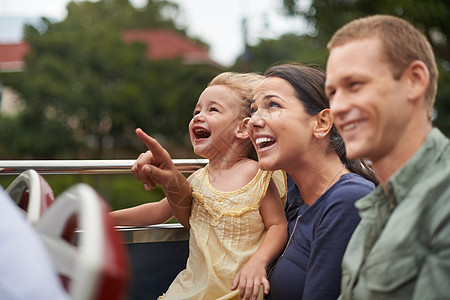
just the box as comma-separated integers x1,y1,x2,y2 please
122,29,223,68
0,29,223,72
122,29,204,59
0,43,29,71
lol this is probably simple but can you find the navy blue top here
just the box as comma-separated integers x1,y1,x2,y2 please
266,173,375,300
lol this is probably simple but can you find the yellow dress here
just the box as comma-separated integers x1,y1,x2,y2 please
160,165,286,299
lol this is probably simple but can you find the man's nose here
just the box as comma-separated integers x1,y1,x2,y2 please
330,92,350,120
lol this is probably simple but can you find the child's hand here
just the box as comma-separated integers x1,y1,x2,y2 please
231,257,269,300
131,128,192,229
132,150,157,190
131,128,179,191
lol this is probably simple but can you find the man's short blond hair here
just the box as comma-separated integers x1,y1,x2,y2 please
328,15,438,119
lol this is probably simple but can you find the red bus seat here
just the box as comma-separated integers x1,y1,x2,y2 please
5,169,55,224
35,183,129,300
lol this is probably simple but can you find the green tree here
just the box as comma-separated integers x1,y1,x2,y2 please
0,0,217,159
278,0,450,136
282,0,449,59
233,33,328,73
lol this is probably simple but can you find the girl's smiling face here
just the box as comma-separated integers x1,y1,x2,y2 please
248,77,315,172
188,85,243,159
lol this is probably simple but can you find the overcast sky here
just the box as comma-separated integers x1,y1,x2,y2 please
0,0,309,66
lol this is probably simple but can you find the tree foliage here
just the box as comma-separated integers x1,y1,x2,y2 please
252,0,450,136
282,0,449,60
233,33,328,73
0,0,217,159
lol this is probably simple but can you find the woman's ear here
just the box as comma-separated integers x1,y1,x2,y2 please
235,117,250,139
313,109,333,138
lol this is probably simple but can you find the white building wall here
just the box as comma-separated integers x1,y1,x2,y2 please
0,86,21,115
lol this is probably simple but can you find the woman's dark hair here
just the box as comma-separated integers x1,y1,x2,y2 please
265,63,378,184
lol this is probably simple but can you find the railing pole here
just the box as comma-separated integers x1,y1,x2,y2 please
0,159,208,175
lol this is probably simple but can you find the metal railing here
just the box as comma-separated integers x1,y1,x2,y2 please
0,159,209,175
0,158,204,242
0,158,198,299
0,159,205,243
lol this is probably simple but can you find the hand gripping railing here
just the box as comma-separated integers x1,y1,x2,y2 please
0,159,209,175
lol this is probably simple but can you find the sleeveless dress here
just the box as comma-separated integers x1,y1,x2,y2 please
160,165,286,299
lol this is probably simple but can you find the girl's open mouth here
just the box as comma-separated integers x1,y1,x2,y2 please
193,127,211,139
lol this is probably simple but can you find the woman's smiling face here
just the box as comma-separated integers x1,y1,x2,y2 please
248,77,315,171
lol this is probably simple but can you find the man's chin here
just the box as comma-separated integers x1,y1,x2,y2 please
345,145,366,160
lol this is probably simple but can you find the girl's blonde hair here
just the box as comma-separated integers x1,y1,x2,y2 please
209,72,264,118
208,72,263,160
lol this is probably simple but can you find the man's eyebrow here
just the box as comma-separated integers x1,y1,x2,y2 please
325,74,354,89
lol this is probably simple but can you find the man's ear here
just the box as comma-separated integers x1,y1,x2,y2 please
313,109,333,138
405,60,429,103
235,117,250,139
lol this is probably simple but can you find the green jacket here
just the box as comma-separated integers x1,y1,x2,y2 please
341,128,450,299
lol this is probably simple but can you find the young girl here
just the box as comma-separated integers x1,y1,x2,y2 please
111,72,288,300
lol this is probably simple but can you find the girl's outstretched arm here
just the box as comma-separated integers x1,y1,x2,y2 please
109,198,173,226
231,179,288,300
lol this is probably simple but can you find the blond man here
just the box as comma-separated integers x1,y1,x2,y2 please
325,15,450,299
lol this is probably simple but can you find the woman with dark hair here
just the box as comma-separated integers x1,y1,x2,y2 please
247,63,377,299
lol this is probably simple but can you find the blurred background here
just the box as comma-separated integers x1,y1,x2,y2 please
0,0,449,209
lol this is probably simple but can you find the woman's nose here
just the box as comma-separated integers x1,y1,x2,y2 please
248,112,265,128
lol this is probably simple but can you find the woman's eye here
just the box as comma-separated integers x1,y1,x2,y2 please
210,107,218,112
268,101,281,109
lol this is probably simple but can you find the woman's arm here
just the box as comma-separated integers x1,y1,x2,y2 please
232,179,288,300
109,197,173,226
